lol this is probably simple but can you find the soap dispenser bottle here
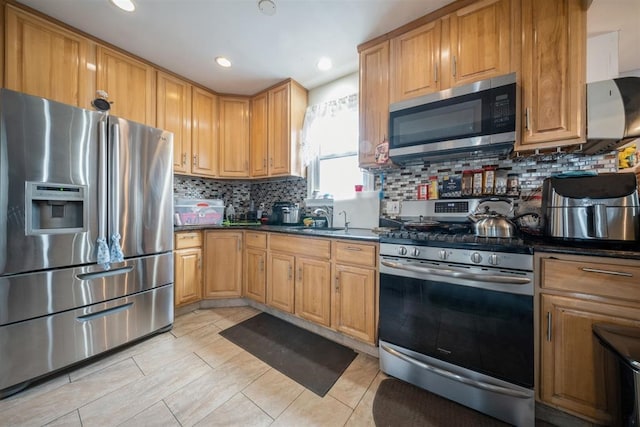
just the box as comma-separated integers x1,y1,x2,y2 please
226,204,235,222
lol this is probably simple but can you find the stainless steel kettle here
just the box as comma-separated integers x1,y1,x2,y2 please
468,198,537,238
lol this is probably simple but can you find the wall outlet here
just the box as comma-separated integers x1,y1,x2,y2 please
386,201,400,215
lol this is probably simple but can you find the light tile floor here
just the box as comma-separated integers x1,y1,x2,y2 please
0,307,386,427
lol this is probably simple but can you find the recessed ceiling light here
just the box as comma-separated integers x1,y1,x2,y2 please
317,57,332,71
215,56,232,68
258,0,276,16
109,0,135,12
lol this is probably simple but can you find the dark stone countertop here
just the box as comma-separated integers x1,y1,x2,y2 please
174,225,640,258
173,224,380,242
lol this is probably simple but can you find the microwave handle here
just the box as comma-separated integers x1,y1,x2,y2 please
591,204,608,239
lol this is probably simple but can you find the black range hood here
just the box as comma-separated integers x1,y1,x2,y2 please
584,76,640,154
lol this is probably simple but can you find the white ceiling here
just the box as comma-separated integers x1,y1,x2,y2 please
15,0,640,96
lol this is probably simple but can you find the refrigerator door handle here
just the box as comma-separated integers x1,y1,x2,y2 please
97,119,111,269
76,265,134,281
109,122,124,264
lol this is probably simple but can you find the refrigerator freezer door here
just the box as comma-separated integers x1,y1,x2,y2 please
108,118,173,259
0,282,173,397
0,252,173,326
0,89,100,275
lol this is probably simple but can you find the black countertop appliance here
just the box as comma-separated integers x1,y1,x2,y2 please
271,201,302,225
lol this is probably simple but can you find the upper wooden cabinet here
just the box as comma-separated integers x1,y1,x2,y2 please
389,0,512,104
358,40,390,168
518,0,586,150
5,5,93,108
219,96,250,178
250,91,269,177
157,72,192,174
390,20,442,102
191,87,219,177
96,46,156,126
448,0,512,87
250,80,307,178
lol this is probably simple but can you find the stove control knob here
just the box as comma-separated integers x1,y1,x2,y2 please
488,254,499,266
438,250,448,260
470,252,482,263
412,247,420,257
397,246,408,256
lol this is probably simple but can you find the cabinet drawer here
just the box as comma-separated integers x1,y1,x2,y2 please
175,231,202,249
334,241,377,267
541,257,640,302
245,231,267,249
269,234,331,259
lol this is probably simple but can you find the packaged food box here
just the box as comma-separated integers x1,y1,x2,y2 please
441,175,462,198
174,198,224,225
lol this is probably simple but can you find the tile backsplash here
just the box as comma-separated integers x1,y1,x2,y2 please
174,151,619,216
377,152,618,202
174,175,307,215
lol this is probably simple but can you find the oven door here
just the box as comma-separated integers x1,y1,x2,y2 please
379,256,534,388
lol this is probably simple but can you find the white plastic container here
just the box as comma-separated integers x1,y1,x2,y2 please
174,198,224,225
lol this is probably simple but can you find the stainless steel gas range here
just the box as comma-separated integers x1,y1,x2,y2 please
378,199,535,427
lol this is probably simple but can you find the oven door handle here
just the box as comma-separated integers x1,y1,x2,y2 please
380,260,531,285
381,344,532,399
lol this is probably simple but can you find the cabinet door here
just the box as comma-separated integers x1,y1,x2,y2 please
295,257,331,327
520,0,585,148
267,252,295,313
245,248,266,303
219,96,250,177
174,248,202,306
192,87,219,177
268,83,291,176
96,46,156,126
358,41,390,168
390,20,441,103
5,6,91,108
449,0,512,87
157,72,192,174
203,231,242,298
250,91,269,177
333,264,376,343
540,294,640,425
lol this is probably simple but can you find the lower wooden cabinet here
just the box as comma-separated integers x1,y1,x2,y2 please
244,231,268,303
540,294,640,424
333,264,376,343
295,256,332,327
537,252,640,425
174,232,203,306
332,240,378,344
203,230,243,298
267,251,296,313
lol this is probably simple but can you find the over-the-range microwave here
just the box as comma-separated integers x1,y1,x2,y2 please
388,73,517,163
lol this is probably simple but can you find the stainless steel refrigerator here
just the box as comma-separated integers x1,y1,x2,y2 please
0,89,174,398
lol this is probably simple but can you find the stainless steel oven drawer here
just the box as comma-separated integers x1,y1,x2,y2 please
0,284,174,397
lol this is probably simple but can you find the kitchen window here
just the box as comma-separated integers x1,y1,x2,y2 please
302,94,364,200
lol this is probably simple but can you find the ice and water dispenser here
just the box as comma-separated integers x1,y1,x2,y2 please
25,182,87,234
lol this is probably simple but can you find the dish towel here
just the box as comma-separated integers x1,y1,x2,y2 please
110,233,124,263
96,237,111,270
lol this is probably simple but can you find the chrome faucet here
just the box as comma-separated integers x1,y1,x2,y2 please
339,210,350,232
312,207,332,228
